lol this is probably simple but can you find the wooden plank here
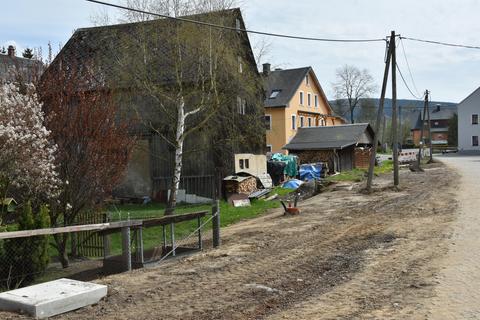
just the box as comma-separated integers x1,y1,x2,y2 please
0,220,142,240
142,211,208,227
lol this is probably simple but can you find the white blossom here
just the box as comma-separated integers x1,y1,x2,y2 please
0,83,60,199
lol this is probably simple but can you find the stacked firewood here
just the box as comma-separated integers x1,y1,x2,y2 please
237,176,257,194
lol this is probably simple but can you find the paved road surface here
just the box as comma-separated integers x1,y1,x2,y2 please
429,154,480,319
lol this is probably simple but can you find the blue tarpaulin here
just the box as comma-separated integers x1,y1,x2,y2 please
282,179,304,189
299,164,322,181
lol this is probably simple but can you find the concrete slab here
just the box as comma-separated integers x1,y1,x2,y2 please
0,278,107,319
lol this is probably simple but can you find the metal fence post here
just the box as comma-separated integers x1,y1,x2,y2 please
197,215,203,250
170,223,176,257
137,227,144,265
103,212,110,258
212,200,220,248
121,226,132,271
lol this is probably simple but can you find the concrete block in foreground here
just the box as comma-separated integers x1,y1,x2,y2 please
0,278,107,319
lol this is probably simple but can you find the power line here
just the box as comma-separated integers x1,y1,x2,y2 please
396,62,424,100
85,0,387,43
399,38,422,97
401,36,480,50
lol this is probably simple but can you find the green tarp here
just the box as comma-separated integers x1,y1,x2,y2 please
271,153,298,178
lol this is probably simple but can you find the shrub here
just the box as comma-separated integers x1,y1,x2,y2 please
1,202,50,289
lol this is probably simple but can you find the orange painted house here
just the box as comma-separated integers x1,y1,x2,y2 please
262,64,344,154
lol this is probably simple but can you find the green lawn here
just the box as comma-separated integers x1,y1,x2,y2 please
106,187,294,255
326,160,394,183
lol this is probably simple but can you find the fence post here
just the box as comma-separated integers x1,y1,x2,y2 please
137,227,144,265
103,212,110,258
197,215,203,250
121,226,132,271
170,223,176,257
212,200,220,248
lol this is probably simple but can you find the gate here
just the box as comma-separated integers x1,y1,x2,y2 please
74,212,107,257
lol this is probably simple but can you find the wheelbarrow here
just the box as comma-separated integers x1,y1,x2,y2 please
280,193,300,215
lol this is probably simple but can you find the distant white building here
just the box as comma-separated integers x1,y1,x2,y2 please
458,87,480,151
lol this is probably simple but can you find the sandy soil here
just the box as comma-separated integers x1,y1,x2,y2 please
0,164,458,320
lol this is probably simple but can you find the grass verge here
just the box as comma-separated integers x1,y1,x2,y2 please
107,187,294,254
326,160,394,183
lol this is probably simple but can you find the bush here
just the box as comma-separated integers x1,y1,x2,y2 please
1,202,50,289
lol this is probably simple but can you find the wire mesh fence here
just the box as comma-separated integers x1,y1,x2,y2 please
0,202,219,293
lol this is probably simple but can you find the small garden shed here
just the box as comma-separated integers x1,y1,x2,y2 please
284,123,375,172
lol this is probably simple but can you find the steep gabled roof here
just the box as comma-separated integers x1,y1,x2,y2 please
48,8,257,88
284,123,374,150
264,67,310,107
427,107,456,121
0,54,42,83
264,66,333,114
458,86,480,106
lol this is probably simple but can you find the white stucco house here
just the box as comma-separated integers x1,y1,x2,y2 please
458,87,480,152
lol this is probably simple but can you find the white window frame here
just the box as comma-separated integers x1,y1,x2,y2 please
307,93,311,107
472,114,478,125
269,90,281,99
308,117,312,127
265,114,272,130
237,96,246,115
292,114,297,130
266,144,272,153
473,135,479,146
314,95,318,108
321,119,325,126
299,116,304,128
299,91,304,106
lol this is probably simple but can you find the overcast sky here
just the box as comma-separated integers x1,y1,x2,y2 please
2,0,480,102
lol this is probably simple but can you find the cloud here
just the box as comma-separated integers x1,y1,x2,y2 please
1,0,479,101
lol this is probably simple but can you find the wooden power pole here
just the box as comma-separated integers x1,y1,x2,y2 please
398,105,403,147
426,93,434,163
366,35,392,191
391,31,400,188
416,90,429,169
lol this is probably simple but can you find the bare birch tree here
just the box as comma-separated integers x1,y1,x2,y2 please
102,0,261,214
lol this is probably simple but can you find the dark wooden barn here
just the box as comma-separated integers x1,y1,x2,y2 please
47,8,266,202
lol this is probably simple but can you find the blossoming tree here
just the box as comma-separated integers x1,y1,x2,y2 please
0,83,58,208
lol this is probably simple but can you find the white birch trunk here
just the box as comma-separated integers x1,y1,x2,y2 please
166,97,185,215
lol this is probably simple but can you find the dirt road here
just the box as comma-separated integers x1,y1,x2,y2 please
427,154,480,319
0,164,458,319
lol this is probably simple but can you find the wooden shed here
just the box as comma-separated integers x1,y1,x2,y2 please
284,123,375,172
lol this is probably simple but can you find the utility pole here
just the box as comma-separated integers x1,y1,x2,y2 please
366,35,392,191
426,92,433,163
398,105,403,148
391,31,399,188
382,114,386,151
416,90,428,169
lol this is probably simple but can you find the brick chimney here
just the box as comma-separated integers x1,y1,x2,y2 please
7,45,15,57
262,63,271,76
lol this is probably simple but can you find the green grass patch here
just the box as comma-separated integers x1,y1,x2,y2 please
325,160,394,183
106,193,293,255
